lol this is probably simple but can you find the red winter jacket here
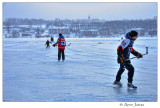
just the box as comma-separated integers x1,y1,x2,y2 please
57,36,66,50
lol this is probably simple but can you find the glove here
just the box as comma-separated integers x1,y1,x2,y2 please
53,44,56,47
137,52,143,59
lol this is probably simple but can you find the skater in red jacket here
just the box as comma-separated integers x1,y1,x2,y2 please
53,33,66,62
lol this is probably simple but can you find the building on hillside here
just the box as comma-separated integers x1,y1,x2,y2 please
6,28,21,38
80,29,98,36
127,28,145,36
148,29,157,36
99,29,111,36
48,26,70,37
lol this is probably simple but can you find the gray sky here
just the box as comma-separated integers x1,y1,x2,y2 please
3,2,157,20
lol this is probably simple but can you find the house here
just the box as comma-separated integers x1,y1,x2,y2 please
22,32,33,38
80,29,98,36
99,29,111,36
127,28,145,36
148,29,157,36
48,26,70,36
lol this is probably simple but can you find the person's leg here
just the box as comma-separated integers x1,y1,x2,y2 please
115,63,125,82
62,50,65,61
58,49,61,61
125,63,134,83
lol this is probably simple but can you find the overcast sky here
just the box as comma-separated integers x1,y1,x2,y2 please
3,2,157,20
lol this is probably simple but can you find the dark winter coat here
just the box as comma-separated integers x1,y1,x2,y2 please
117,33,138,63
46,40,51,46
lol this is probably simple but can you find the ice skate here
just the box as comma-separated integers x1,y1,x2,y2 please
128,82,137,89
113,81,123,86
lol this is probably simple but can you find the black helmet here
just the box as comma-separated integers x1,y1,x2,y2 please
59,33,62,36
129,30,138,37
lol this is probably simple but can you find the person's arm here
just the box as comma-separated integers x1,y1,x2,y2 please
52,42,57,47
117,39,130,63
131,48,143,58
117,45,125,63
53,39,59,47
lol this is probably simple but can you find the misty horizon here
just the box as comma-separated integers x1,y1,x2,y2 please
4,16,157,22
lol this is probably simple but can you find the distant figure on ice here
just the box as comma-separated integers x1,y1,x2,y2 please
50,36,54,42
53,33,66,62
113,30,143,89
121,37,124,40
45,39,51,49
119,37,124,42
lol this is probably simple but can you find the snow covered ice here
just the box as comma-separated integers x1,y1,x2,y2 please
3,37,157,102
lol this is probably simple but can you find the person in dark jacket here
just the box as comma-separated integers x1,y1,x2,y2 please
45,39,51,49
113,31,143,88
50,36,54,42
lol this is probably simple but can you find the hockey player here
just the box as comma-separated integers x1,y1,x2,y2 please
113,31,143,88
45,39,51,49
50,36,54,42
53,33,66,62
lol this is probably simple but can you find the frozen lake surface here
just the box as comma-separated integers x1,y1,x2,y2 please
3,37,157,102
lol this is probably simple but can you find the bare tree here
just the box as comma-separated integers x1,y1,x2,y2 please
4,20,11,34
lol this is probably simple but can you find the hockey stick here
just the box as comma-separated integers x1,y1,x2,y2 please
52,43,71,47
66,43,71,46
126,47,148,61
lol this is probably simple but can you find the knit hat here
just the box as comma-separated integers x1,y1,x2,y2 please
129,30,138,37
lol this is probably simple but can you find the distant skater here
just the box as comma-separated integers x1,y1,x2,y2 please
50,36,54,42
53,33,66,62
113,30,143,88
45,39,51,49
